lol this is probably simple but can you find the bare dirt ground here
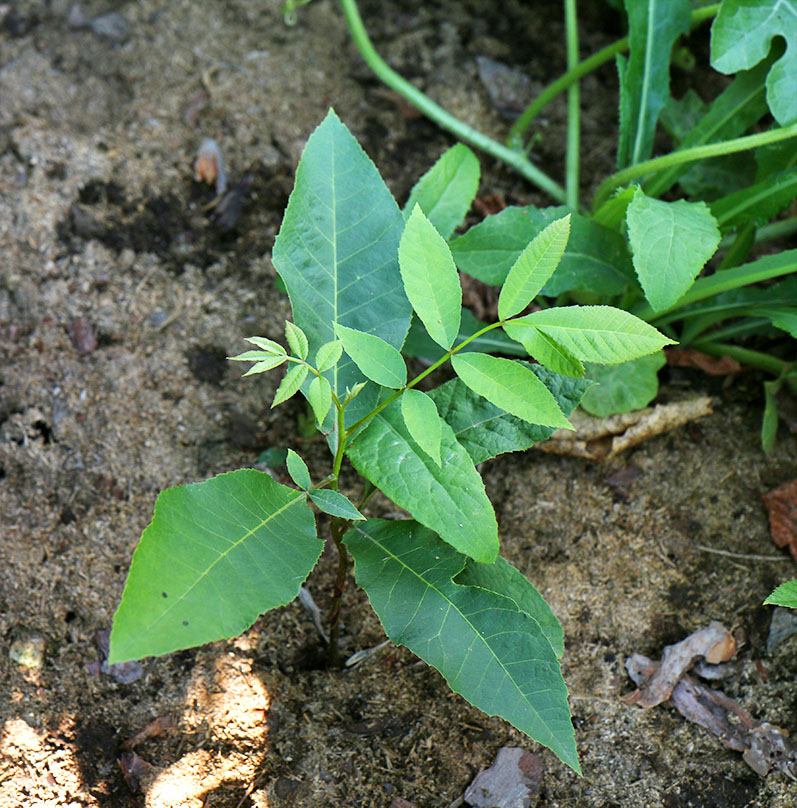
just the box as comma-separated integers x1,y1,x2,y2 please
1,1,796,806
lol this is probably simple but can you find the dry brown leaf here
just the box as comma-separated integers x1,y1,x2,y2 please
762,479,797,561
666,348,742,376
121,715,177,751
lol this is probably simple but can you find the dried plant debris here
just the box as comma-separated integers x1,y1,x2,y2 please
536,396,713,460
762,479,797,561
666,348,742,376
89,628,144,684
460,747,544,808
120,716,176,752
766,607,797,653
625,623,797,779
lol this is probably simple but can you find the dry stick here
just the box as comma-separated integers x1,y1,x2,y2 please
696,544,790,562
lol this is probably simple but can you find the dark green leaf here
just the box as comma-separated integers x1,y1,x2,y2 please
710,169,797,232
580,352,666,416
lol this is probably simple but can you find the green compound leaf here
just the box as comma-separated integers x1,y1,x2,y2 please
455,556,564,659
344,519,578,772
272,109,411,424
403,143,480,240
286,449,311,490
508,327,584,378
498,215,571,321
346,400,498,563
307,375,333,426
334,324,407,389
228,354,288,377
315,340,343,372
284,321,309,360
451,353,572,430
711,0,797,125
451,206,633,296
399,205,462,350
764,580,797,609
308,489,365,521
108,470,322,663
626,189,721,312
244,336,287,355
400,388,443,466
272,363,309,407
430,363,590,464
617,0,691,168
580,352,666,417
504,306,676,364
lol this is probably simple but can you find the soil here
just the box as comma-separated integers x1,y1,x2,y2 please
1,2,796,807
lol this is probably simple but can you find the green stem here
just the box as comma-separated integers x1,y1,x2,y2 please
508,4,719,148
564,0,580,210
690,341,789,376
330,402,346,486
593,123,797,210
338,0,566,201
718,216,797,250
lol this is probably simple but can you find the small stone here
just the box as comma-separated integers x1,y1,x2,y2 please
90,12,130,42
464,747,544,808
10,636,46,669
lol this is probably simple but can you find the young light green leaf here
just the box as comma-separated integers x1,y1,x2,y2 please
451,353,572,430
403,143,480,240
315,339,343,372
308,489,365,521
505,306,676,364
284,321,309,360
286,449,311,490
242,356,289,377
272,363,309,407
498,215,571,321
764,580,797,609
505,325,584,378
580,352,666,417
400,388,442,466
108,470,322,663
346,400,498,563
399,205,462,350
244,336,287,355
617,0,691,168
455,556,564,658
430,363,590,464
334,323,407,389
307,375,332,425
344,520,579,772
711,0,797,125
626,188,721,312
344,381,368,405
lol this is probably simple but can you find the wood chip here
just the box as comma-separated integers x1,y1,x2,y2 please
762,479,797,561
666,348,742,375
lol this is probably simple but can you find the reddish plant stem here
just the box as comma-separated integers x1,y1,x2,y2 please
327,517,350,667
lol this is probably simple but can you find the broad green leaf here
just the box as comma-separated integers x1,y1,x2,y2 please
450,206,633,296
756,135,797,179
334,324,407,389
626,189,721,311
401,388,442,466
403,309,525,365
764,580,797,609
451,353,572,430
430,363,590,464
505,306,676,364
308,489,365,520
315,339,343,372
272,109,412,425
593,186,637,229
108,470,322,663
660,89,707,144
403,144,480,239
616,0,691,168
646,52,774,197
498,215,571,321
710,169,797,232
345,400,498,563
286,449,311,489
456,556,564,658
284,321,309,360
759,308,797,338
307,375,333,425
272,363,309,407
245,336,287,355
711,0,797,125
344,520,578,772
507,327,584,378
580,352,666,416
399,206,462,350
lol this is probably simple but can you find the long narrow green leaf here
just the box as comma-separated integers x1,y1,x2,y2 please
345,401,498,563
451,353,572,429
344,520,579,772
403,144,480,239
335,324,407,389
617,0,691,168
498,215,571,321
399,206,462,350
109,470,322,663
710,169,797,232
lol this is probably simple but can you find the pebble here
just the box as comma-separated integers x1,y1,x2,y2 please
9,636,46,669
